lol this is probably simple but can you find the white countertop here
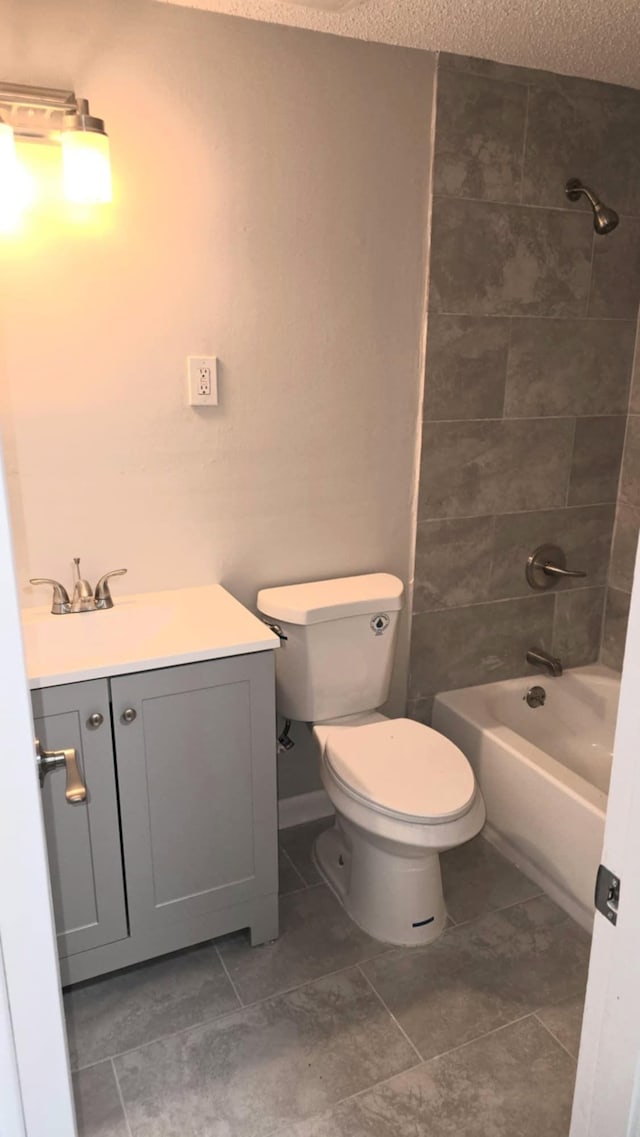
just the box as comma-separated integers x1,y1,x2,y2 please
22,584,279,689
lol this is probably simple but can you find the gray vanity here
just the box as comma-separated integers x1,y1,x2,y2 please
23,585,280,986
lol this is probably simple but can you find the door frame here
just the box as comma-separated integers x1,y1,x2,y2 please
570,557,640,1136
0,444,76,1136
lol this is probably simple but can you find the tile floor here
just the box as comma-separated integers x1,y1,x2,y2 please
67,817,589,1137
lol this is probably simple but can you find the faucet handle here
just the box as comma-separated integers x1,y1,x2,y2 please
94,568,127,610
29,578,71,615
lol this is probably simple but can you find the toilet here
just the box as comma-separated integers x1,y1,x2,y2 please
257,572,485,946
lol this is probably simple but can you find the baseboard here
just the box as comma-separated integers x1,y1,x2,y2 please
278,789,334,830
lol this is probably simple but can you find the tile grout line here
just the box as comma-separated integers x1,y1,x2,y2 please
417,502,617,521
70,949,397,1073
532,1012,579,1062
585,230,597,318
279,845,307,891
449,887,545,930
423,413,627,423
356,964,424,1063
432,311,634,322
214,943,245,1007
432,190,640,219
261,1010,551,1137
110,1057,134,1137
517,85,531,206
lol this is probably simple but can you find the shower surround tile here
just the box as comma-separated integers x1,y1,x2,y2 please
423,314,510,420
601,587,632,671
568,416,626,505
609,503,640,593
413,516,494,611
553,588,606,667
433,70,527,202
410,54,640,702
619,415,640,508
489,504,615,599
588,217,640,319
429,198,593,317
409,594,555,701
504,318,635,418
521,85,635,213
419,418,574,519
438,50,638,101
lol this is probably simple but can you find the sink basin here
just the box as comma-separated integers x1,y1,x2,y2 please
22,585,279,689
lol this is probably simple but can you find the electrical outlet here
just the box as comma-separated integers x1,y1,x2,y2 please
186,356,218,406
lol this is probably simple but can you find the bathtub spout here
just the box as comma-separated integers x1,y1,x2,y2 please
526,648,563,677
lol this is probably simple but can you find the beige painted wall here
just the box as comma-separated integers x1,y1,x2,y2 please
0,0,434,794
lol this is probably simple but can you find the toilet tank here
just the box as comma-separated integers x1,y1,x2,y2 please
256,573,404,722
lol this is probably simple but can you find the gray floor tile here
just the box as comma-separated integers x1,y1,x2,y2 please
361,895,589,1060
537,992,585,1057
217,884,387,1004
273,1015,575,1137
114,966,417,1137
279,817,335,885
65,940,239,1069
279,847,306,895
73,1062,129,1137
441,835,541,924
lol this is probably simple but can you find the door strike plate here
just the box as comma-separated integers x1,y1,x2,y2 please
595,863,620,926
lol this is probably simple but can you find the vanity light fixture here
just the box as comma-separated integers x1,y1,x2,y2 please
0,82,112,213
0,120,33,230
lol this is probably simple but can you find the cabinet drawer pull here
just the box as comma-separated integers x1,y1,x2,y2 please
121,708,137,724
35,739,87,804
87,712,104,729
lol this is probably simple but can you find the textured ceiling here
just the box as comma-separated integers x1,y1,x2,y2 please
156,0,640,90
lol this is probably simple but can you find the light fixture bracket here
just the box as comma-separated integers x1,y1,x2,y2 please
0,83,104,141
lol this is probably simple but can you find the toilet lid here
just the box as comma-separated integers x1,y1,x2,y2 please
324,718,475,823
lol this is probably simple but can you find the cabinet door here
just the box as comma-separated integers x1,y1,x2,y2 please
111,653,278,936
32,680,128,959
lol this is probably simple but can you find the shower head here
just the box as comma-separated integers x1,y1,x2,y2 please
565,178,619,235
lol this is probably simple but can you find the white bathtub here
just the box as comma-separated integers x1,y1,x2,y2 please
432,664,620,931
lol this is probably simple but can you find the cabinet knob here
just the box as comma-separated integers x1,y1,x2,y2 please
87,712,104,729
121,708,137,725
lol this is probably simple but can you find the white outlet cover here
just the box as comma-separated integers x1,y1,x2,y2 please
186,355,218,407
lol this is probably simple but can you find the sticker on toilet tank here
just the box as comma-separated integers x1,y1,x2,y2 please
370,613,390,635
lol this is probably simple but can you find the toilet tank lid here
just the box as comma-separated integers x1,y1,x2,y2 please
257,573,404,625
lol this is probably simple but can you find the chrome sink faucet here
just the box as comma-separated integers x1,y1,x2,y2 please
30,558,127,614
526,647,563,678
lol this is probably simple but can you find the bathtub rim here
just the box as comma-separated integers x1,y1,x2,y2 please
432,666,610,820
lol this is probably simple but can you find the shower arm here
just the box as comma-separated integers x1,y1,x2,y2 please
565,179,598,209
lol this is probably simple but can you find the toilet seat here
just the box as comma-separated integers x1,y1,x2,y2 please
324,717,476,824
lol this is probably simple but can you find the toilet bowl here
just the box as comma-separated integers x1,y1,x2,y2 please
311,713,485,945
256,571,486,947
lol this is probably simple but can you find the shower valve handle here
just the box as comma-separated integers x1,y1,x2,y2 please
540,561,587,579
526,544,587,591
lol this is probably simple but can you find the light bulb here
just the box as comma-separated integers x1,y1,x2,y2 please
0,122,33,232
61,129,112,205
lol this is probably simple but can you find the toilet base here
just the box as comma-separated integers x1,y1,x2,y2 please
313,818,447,947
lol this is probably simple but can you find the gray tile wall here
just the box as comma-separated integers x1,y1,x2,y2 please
409,54,640,715
603,334,640,669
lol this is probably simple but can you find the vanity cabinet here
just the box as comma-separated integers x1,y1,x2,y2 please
33,652,278,986
33,679,128,961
